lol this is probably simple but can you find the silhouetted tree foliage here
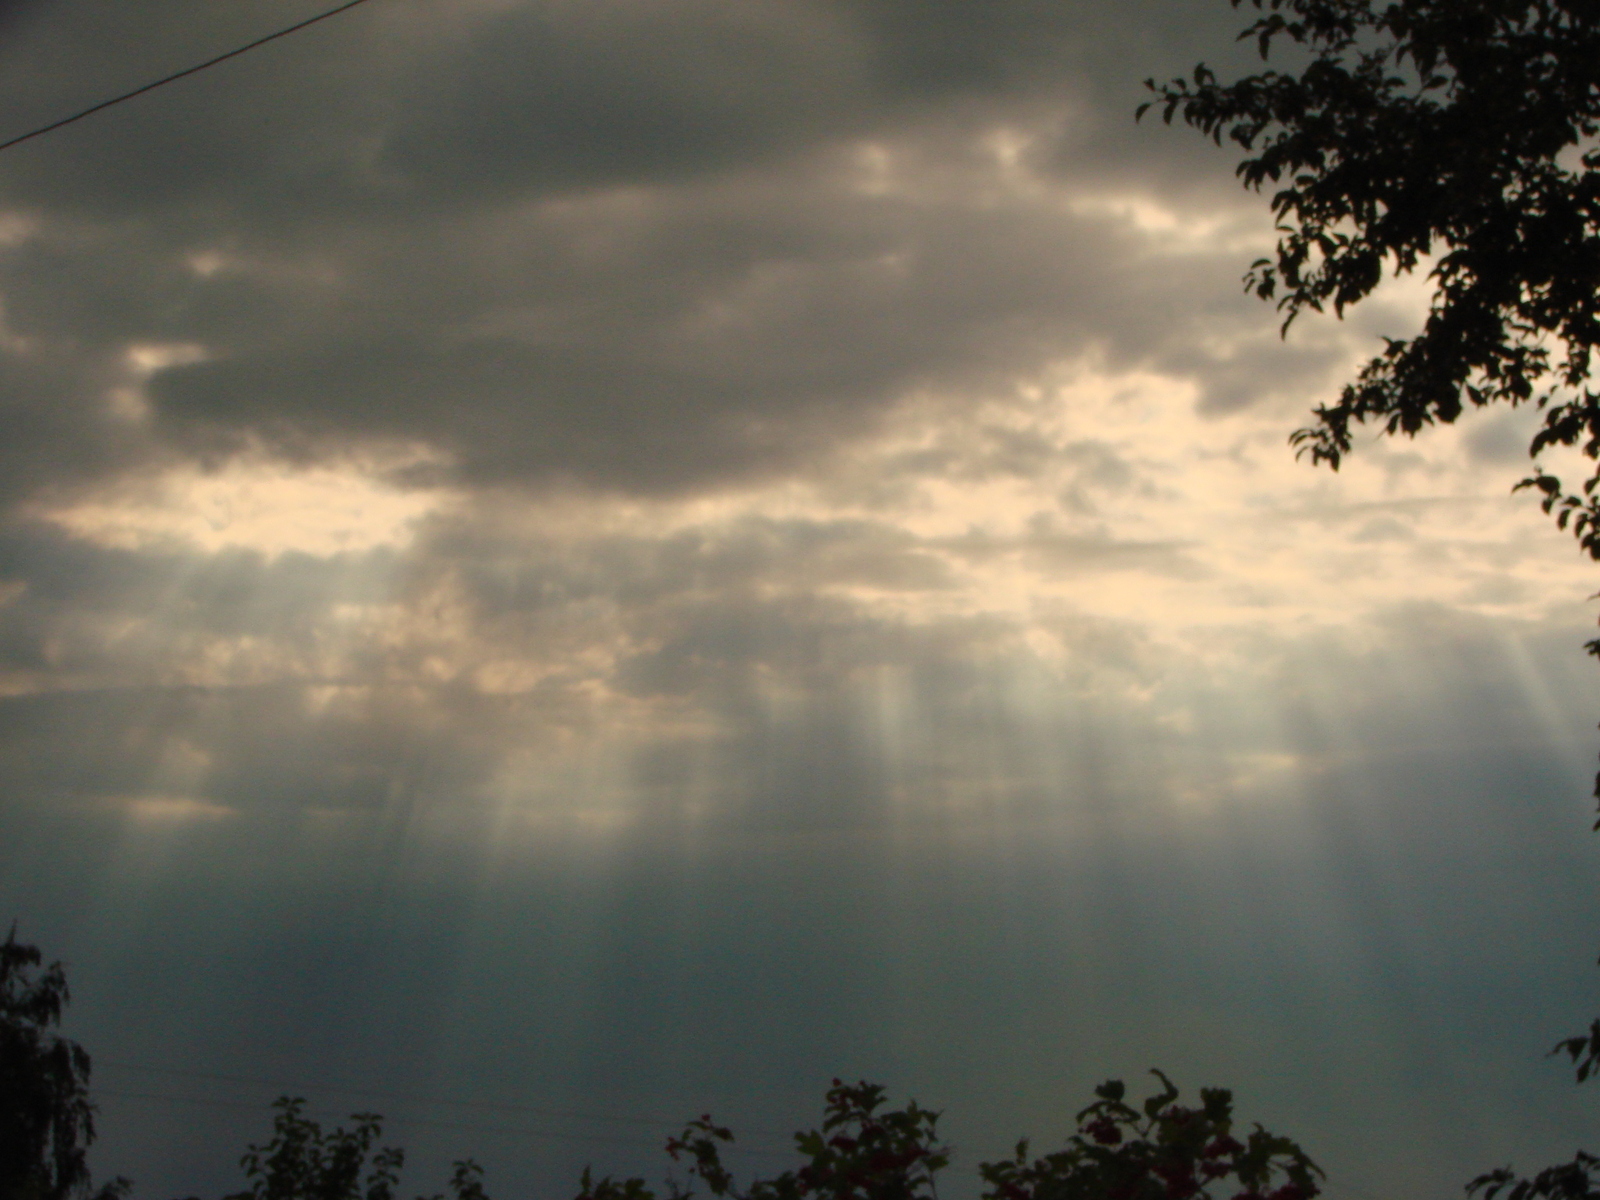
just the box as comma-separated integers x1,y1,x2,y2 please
181,1096,488,1200
0,927,126,1200
577,1074,1320,1200
186,1075,1324,1200
1469,1152,1600,1200
1142,0,1600,560
979,1072,1322,1200
1555,1019,1600,1085
577,1078,951,1200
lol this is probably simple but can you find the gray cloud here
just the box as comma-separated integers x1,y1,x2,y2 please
0,0,1310,509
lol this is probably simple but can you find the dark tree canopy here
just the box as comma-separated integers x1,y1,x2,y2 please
198,1097,487,1200
0,928,124,1200
1142,0,1600,552
581,1074,1321,1200
977,1072,1322,1200
581,1079,953,1200
176,1075,1321,1200
1469,1151,1600,1200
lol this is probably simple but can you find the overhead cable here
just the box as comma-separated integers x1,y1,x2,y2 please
97,1059,792,1140
95,1087,790,1158
0,0,379,155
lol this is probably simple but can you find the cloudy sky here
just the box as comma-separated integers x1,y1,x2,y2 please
0,2,1596,1197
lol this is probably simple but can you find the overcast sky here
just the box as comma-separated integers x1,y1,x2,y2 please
0,3,1596,1198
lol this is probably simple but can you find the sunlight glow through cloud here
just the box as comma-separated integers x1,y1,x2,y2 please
34,456,454,558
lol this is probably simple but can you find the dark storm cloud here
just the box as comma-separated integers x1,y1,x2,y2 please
90,149,1266,492
0,0,1236,215
0,0,1294,506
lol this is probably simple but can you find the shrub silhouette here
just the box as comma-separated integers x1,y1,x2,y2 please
576,1073,1321,1200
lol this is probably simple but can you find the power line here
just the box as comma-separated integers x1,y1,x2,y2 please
93,1087,793,1159
0,0,379,156
96,1059,793,1141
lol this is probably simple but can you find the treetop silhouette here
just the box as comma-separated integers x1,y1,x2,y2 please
0,925,126,1200
1142,0,1600,563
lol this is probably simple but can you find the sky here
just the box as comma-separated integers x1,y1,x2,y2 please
0,2,1596,1198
